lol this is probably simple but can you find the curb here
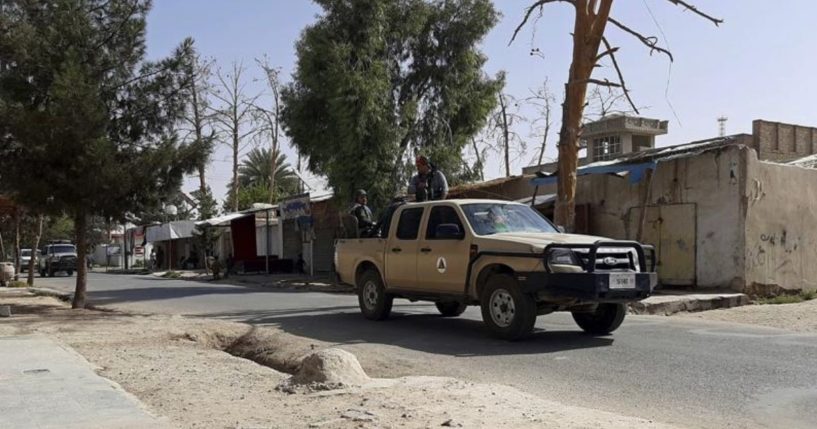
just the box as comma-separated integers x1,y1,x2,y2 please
629,293,750,316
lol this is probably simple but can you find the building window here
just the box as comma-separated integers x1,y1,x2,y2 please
592,135,622,161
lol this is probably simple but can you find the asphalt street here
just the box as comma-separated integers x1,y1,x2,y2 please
36,273,817,429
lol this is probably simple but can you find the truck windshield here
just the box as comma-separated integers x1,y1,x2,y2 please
50,245,76,254
462,203,557,236
21,249,31,257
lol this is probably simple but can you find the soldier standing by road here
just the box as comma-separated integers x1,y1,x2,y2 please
408,155,448,202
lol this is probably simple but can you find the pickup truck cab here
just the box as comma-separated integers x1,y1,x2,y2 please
39,241,78,277
335,199,657,340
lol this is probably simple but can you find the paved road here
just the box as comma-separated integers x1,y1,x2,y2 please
38,273,817,429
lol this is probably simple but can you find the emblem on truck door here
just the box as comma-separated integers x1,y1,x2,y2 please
436,257,447,274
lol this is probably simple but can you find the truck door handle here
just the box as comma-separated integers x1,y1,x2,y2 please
391,248,402,253
420,248,432,253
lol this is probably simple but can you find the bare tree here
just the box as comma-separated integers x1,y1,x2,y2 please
526,79,556,167
255,57,283,204
488,92,527,177
511,0,722,231
212,62,260,212
180,53,217,196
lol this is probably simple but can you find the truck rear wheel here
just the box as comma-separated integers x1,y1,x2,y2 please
435,302,466,317
480,273,536,340
572,303,626,335
357,270,393,321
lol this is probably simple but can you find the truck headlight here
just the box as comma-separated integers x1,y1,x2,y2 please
547,249,584,273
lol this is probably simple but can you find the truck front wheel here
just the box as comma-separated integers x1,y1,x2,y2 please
480,273,537,340
357,270,393,321
572,303,626,335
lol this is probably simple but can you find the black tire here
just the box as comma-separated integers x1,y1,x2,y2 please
39,269,46,277
480,273,537,340
357,269,393,321
435,301,467,317
66,270,73,276
572,303,627,335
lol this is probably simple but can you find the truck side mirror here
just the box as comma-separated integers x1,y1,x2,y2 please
435,224,463,240
556,225,566,233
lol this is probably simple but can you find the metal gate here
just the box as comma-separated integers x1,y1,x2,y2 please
629,204,697,286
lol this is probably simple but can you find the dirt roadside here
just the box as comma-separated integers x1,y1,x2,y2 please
678,298,817,333
0,291,677,429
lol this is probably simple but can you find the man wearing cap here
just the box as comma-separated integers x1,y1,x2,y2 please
408,155,448,202
350,189,375,236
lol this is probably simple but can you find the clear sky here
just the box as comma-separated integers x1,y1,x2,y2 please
145,0,817,202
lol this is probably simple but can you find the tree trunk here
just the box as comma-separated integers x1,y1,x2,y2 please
26,215,44,286
198,164,207,195
471,137,484,181
554,0,612,231
72,213,88,309
499,94,510,178
231,124,239,212
13,209,21,281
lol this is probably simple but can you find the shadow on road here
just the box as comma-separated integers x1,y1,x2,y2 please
197,308,614,357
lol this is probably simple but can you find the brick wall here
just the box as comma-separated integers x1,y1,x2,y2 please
753,119,817,162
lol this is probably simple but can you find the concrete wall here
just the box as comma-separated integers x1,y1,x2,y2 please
743,153,817,294
753,119,817,162
535,146,749,289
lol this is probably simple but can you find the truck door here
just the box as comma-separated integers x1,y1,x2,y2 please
416,205,469,293
384,207,425,290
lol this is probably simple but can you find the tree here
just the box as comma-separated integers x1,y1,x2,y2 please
224,147,299,209
212,62,259,212
180,51,217,196
0,0,198,308
255,57,285,205
238,147,298,192
281,0,503,208
486,90,526,178
511,0,721,230
527,79,556,167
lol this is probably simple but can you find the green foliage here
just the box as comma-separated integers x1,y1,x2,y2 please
9,280,28,288
191,186,220,259
223,183,275,213
756,290,816,305
0,0,198,223
236,148,299,196
281,0,502,209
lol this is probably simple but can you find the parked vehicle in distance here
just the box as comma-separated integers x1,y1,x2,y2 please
335,199,657,340
19,248,38,272
38,241,78,277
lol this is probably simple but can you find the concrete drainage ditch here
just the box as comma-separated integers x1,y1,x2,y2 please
178,326,371,393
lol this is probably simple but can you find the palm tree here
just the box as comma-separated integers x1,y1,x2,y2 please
236,147,299,200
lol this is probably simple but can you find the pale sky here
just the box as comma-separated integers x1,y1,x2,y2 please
145,0,817,203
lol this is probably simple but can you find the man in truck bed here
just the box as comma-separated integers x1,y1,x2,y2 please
335,199,657,340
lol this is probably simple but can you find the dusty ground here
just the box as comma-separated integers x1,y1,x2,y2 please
0,290,677,429
679,298,817,332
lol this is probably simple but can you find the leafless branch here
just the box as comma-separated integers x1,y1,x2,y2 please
601,37,638,114
575,78,621,88
666,0,723,26
509,0,574,46
595,45,619,62
608,17,674,62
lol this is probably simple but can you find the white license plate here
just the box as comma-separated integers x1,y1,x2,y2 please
609,273,636,289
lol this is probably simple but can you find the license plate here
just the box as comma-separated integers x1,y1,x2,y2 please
609,273,636,289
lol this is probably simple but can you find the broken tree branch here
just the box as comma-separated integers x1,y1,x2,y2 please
509,0,574,46
574,78,622,88
601,37,639,114
608,17,674,62
666,0,723,26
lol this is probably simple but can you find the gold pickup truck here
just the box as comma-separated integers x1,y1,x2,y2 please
335,199,657,340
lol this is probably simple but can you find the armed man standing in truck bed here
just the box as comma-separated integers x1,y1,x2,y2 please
408,155,448,202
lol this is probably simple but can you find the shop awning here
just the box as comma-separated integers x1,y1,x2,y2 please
145,220,197,242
